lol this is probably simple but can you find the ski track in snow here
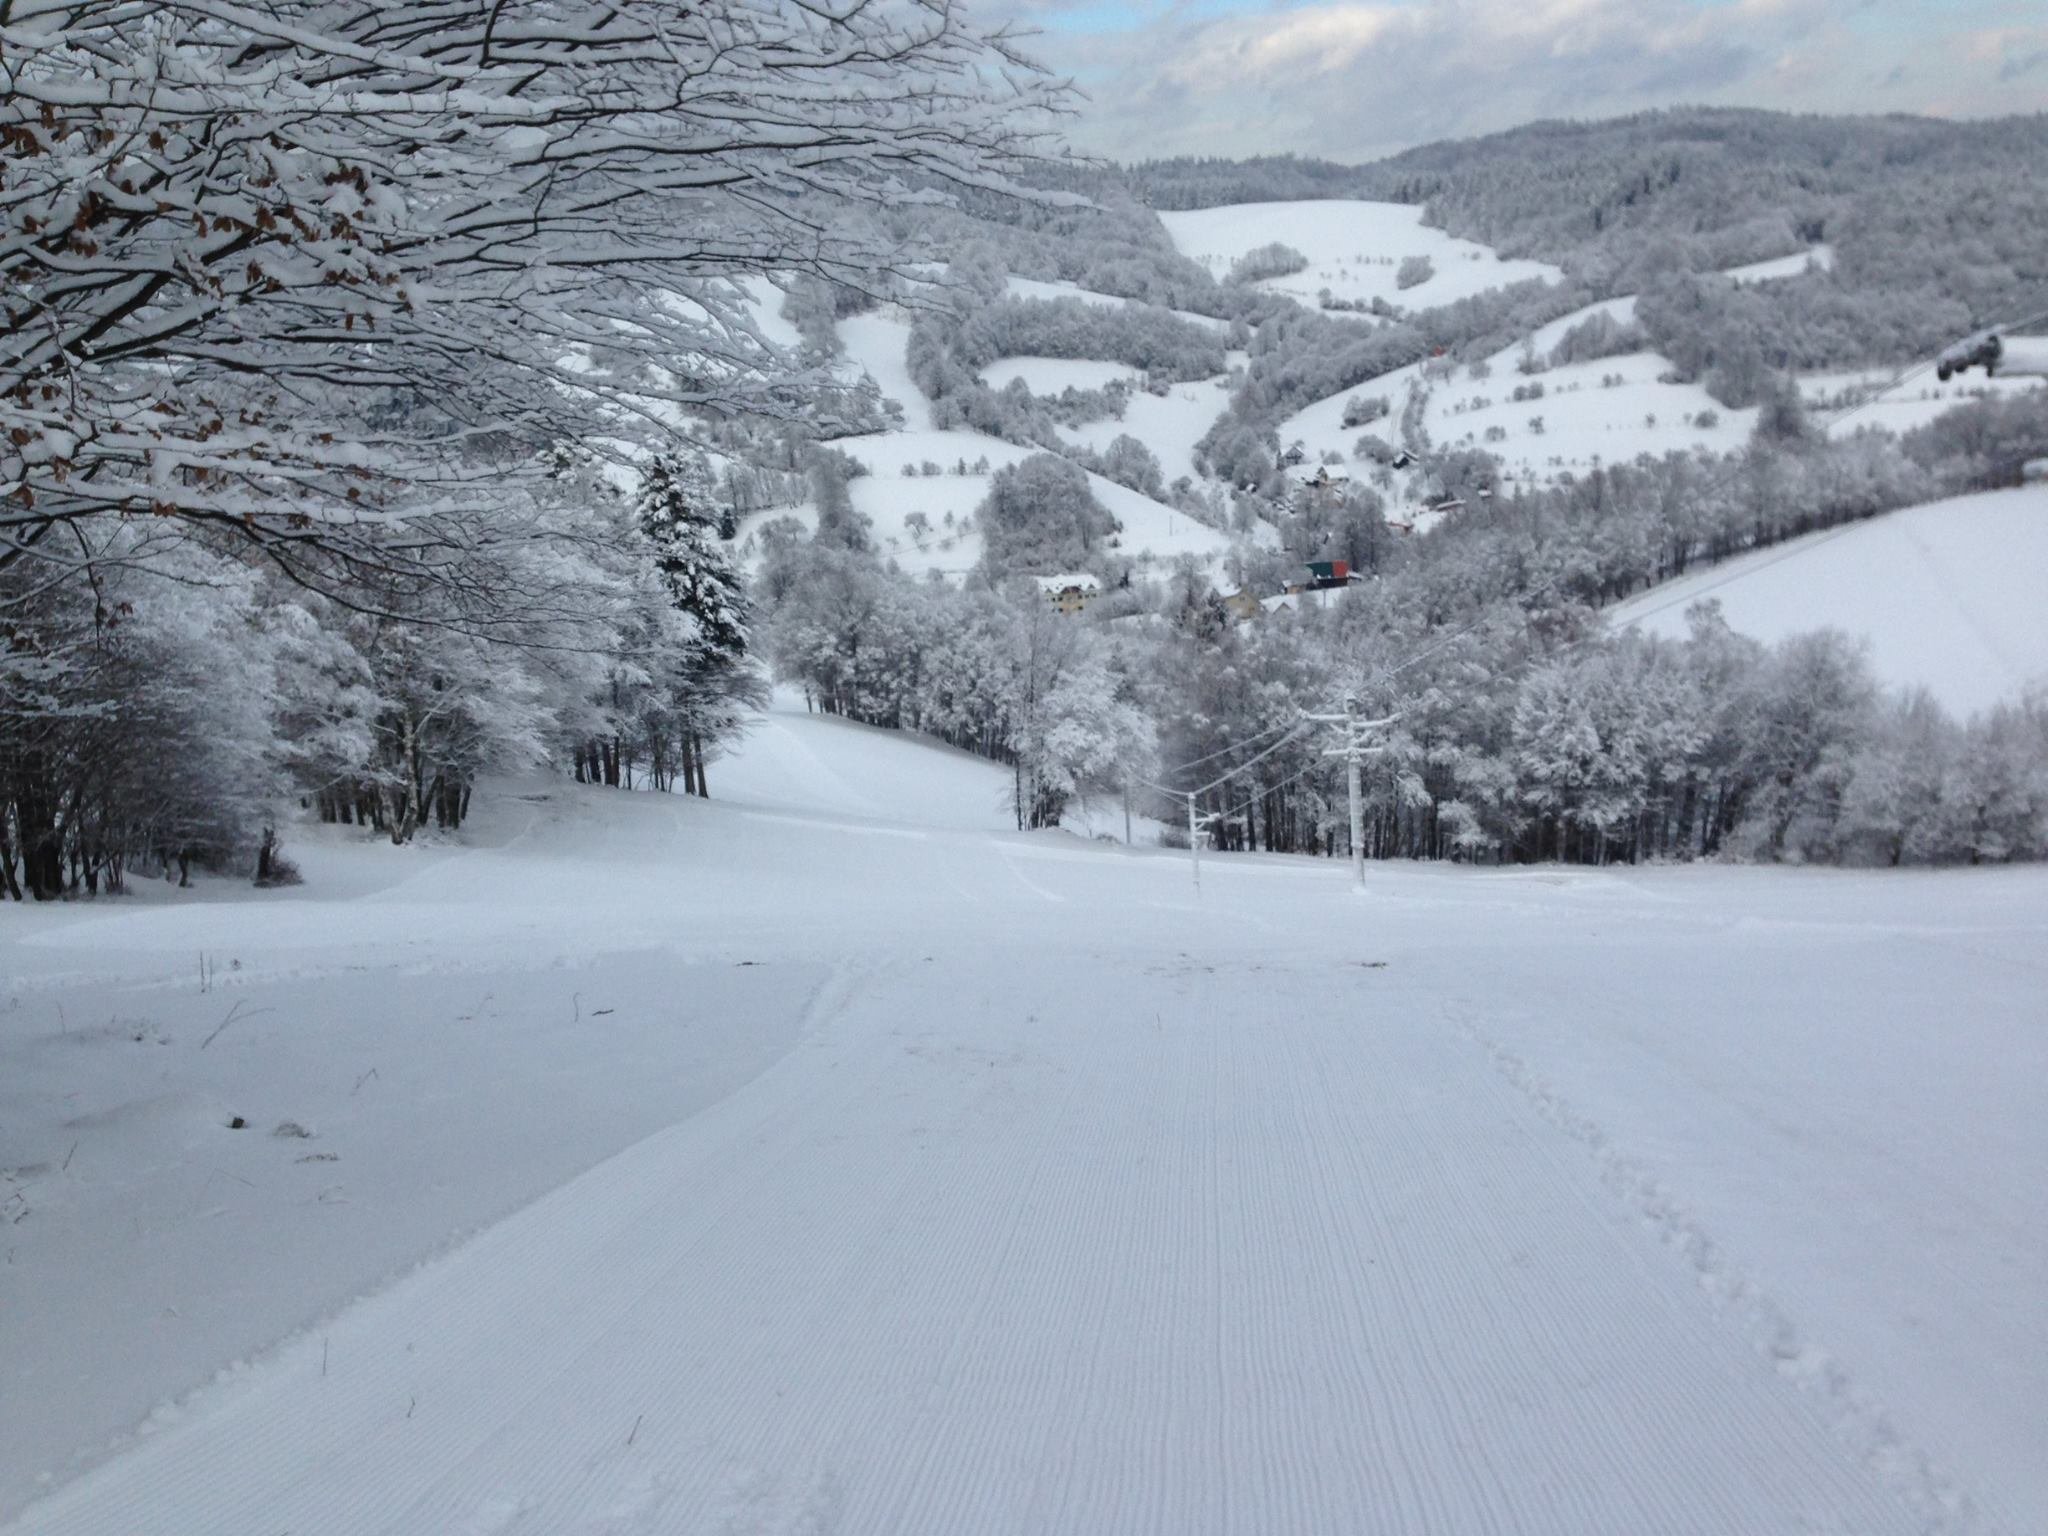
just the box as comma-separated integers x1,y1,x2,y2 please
9,955,1932,1536
5,705,2043,1534
1452,1009,1983,1536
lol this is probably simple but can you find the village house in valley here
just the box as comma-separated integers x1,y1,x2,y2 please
1035,572,1103,617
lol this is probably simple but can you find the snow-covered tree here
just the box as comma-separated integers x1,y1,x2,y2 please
976,455,1114,575
2,0,1072,602
632,453,760,796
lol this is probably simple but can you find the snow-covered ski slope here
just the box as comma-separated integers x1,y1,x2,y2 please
5,700,2045,1535
1159,200,1562,311
1610,483,2048,714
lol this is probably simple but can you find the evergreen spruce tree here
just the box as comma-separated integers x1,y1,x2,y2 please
634,452,758,796
637,453,750,665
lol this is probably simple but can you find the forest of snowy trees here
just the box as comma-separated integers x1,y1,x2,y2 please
757,502,2048,867
4,12,2044,899
0,0,1068,899
1140,110,2048,383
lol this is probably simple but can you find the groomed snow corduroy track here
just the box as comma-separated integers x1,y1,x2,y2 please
5,702,2042,1534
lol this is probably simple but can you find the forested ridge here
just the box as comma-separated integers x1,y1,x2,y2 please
5,40,2045,904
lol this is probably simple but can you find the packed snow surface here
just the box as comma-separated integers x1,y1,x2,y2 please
5,701,2044,1535
1610,483,2048,714
1158,200,1562,311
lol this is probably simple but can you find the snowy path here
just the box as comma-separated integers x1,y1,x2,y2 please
4,954,1927,1535
5,706,2044,1533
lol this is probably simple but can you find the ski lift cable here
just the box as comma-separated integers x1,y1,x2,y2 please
1132,300,2048,816
1154,711,1306,778
1131,713,1316,801
1185,715,1317,797
1192,746,1361,843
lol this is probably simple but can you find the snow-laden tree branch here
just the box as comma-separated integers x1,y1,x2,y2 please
0,0,1076,597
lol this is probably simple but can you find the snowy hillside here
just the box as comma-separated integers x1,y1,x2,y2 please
1724,244,1835,284
1274,288,1757,494
1159,199,1562,311
1610,484,2048,714
5,697,2045,1534
1279,327,1756,492
735,303,1237,577
1802,361,2046,439
1272,260,2039,502
1004,275,1230,334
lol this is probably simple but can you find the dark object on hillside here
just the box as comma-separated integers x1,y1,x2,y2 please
1936,331,2001,381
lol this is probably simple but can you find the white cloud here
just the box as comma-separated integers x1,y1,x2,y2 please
1021,0,2044,162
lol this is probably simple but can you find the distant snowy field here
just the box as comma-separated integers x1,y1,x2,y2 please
734,308,1235,578
1610,484,2048,714
4,700,2044,1535
1803,360,2046,439
1724,244,1836,284
1276,289,1758,498
1159,199,1562,311
1272,256,2015,500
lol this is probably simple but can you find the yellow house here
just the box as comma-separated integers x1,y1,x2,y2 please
1034,573,1102,617
1221,589,1265,622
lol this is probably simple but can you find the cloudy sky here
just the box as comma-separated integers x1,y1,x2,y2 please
999,0,2048,163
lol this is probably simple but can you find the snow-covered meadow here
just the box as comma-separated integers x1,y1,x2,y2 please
736,308,1237,578
5,700,2043,1535
1159,200,1562,311
1801,363,2046,439
1610,483,2048,714
1270,265,2002,498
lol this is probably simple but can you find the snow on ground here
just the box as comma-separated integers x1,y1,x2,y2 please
1279,328,1756,496
1159,200,1562,312
1802,363,2046,440
966,348,1233,491
838,311,937,433
973,347,1240,494
732,275,807,354
1724,244,1835,284
1610,483,2048,714
1057,380,1229,490
1424,351,1753,482
4,698,2044,1535
760,309,1234,578
1272,255,2010,503
1002,276,1230,334
977,357,1136,395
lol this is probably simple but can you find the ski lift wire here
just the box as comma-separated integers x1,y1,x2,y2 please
1154,711,1305,778
1135,302,2048,824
